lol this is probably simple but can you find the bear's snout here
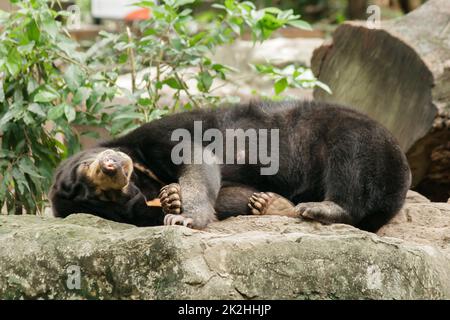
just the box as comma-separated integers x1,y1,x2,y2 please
100,158,118,176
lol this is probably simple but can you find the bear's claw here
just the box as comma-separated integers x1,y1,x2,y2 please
159,183,182,215
164,214,193,227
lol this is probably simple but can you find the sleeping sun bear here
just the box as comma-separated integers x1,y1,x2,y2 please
50,100,411,232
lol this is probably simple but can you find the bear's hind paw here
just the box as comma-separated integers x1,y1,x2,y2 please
248,192,296,217
296,201,351,224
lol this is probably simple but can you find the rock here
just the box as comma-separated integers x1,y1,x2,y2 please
1,198,449,299
377,202,450,257
406,190,430,203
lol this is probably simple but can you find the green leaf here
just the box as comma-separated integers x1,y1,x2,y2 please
64,104,76,123
149,108,169,121
28,103,46,117
41,16,58,39
23,112,35,125
34,90,59,103
0,149,14,158
252,63,274,74
6,49,21,77
27,78,39,95
155,81,163,90
64,65,85,91
57,39,81,60
0,111,14,128
163,77,183,90
259,14,283,31
251,9,265,22
18,42,35,54
287,20,312,31
12,168,29,194
211,4,226,10
138,98,152,106
132,1,155,8
19,160,43,179
173,0,195,8
197,71,213,93
53,139,68,155
118,53,128,64
228,21,241,35
14,139,26,153
73,87,91,105
263,7,282,15
189,31,207,46
26,19,41,42
47,104,65,120
179,8,192,16
224,0,235,10
112,112,145,121
183,102,192,111
91,103,105,114
13,87,23,105
274,78,288,95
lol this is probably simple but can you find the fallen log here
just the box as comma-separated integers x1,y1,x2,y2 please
311,0,450,201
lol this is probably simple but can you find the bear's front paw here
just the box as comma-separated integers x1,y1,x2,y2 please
163,214,193,228
159,183,182,215
164,208,216,229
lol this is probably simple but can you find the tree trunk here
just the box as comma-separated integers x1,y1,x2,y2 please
311,0,450,201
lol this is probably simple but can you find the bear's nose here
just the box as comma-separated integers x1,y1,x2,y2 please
101,158,118,176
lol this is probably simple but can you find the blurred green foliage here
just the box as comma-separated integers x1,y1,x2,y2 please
0,0,118,214
97,0,324,136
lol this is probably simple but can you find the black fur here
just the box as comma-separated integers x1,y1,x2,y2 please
50,100,411,232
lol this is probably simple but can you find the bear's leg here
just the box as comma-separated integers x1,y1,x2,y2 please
248,192,297,217
247,193,354,224
214,184,259,220
294,144,362,226
162,145,222,228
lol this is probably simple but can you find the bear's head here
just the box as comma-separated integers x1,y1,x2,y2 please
77,149,133,192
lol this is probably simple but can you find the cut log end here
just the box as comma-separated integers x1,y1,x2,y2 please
312,0,450,201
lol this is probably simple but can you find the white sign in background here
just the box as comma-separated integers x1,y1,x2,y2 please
91,0,149,19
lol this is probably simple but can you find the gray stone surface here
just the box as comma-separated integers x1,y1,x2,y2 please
1,194,449,299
